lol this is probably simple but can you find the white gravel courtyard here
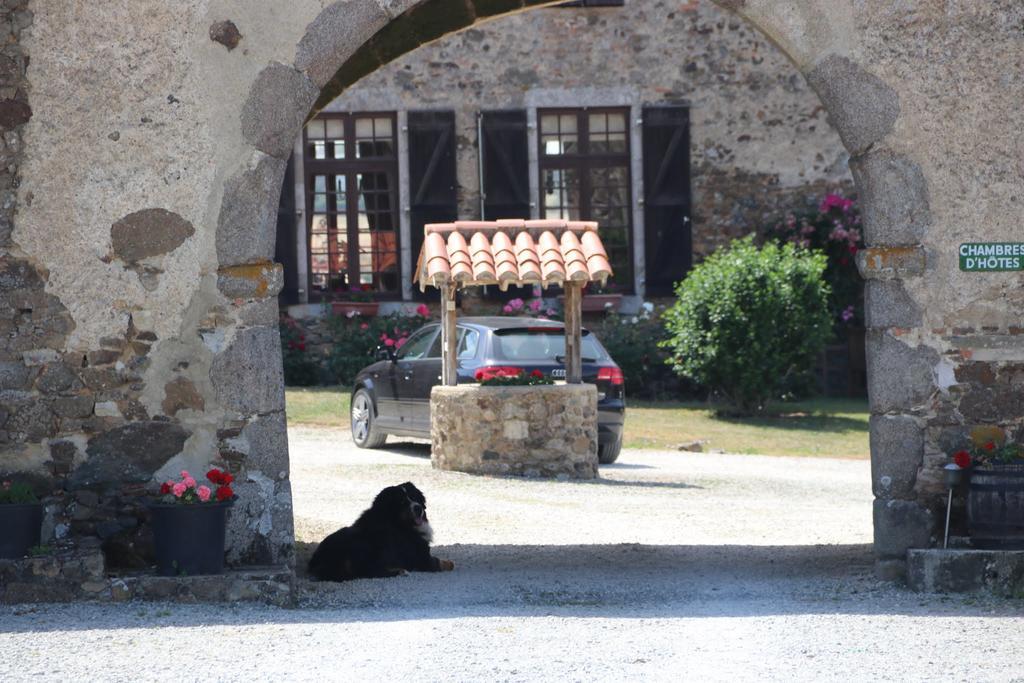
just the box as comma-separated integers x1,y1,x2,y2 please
2,426,1024,682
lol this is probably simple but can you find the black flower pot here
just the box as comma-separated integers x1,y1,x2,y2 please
148,500,233,576
967,464,1024,549
0,502,43,560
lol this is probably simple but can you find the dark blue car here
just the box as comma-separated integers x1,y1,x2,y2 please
350,316,625,463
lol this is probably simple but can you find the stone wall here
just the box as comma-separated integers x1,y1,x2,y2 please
0,0,1020,583
431,384,598,479
326,0,854,260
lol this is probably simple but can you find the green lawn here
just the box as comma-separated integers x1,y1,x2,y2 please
623,398,869,459
286,386,351,428
284,386,869,459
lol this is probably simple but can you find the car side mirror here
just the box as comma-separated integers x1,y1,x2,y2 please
376,345,397,362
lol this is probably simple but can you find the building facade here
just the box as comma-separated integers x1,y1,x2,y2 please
278,0,853,311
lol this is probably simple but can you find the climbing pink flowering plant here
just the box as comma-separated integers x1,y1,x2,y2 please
768,192,863,328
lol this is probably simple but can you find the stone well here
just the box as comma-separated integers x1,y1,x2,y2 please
430,384,598,479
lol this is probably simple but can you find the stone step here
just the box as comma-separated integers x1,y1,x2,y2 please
1,544,293,606
906,548,1024,596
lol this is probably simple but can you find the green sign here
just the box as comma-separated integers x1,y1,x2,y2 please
959,243,1024,272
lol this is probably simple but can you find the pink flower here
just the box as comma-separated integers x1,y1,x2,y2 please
416,304,430,317
546,308,557,316
360,323,369,330
180,470,191,480
395,337,407,349
502,305,513,314
183,476,196,489
197,485,211,502
529,299,542,312
509,298,524,311
172,482,187,498
384,338,395,347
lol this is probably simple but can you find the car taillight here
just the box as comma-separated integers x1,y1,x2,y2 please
597,366,624,386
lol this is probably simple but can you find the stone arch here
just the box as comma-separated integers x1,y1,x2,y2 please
211,0,932,571
13,0,996,581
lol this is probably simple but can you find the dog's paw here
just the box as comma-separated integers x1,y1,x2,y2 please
438,559,455,571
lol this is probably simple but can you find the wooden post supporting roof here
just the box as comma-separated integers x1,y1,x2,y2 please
563,281,583,384
415,219,613,388
441,282,458,386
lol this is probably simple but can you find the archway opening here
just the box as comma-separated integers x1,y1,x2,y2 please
262,0,875,590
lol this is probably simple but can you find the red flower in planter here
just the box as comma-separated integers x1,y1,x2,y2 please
953,450,971,469
215,485,234,502
531,370,544,378
159,482,172,495
206,468,234,487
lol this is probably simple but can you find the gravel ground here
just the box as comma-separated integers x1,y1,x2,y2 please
3,426,1024,682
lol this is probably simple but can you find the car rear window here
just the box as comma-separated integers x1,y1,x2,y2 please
490,329,606,362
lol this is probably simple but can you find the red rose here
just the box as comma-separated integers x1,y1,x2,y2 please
220,472,234,485
985,442,996,451
216,485,233,502
475,370,484,381
953,450,971,469
160,482,171,495
531,369,544,378
206,468,223,485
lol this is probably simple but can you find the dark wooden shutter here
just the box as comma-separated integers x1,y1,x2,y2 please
642,106,692,297
408,111,457,299
481,110,530,221
480,110,533,300
274,154,300,306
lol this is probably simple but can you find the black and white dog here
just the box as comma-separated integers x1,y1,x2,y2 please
307,482,455,581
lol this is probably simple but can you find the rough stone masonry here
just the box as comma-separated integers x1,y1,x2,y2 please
431,384,599,479
0,0,1021,583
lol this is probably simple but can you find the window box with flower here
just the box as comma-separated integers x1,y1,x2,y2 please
949,429,1024,549
330,284,380,317
147,468,237,576
557,281,623,314
0,480,43,560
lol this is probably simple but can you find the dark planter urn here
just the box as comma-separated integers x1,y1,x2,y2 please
148,500,234,576
0,502,43,559
967,464,1024,550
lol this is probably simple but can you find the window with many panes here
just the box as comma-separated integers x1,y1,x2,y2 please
303,113,400,300
538,107,632,290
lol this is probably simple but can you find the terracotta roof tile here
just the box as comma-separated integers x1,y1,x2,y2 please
416,219,614,291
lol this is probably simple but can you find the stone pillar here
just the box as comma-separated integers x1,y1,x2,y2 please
856,169,938,579
431,384,598,479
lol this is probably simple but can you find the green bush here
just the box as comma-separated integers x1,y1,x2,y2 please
592,305,694,399
660,236,832,415
325,311,430,385
0,480,38,504
280,317,320,386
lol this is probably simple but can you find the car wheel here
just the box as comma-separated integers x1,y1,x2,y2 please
351,388,386,449
598,436,622,464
